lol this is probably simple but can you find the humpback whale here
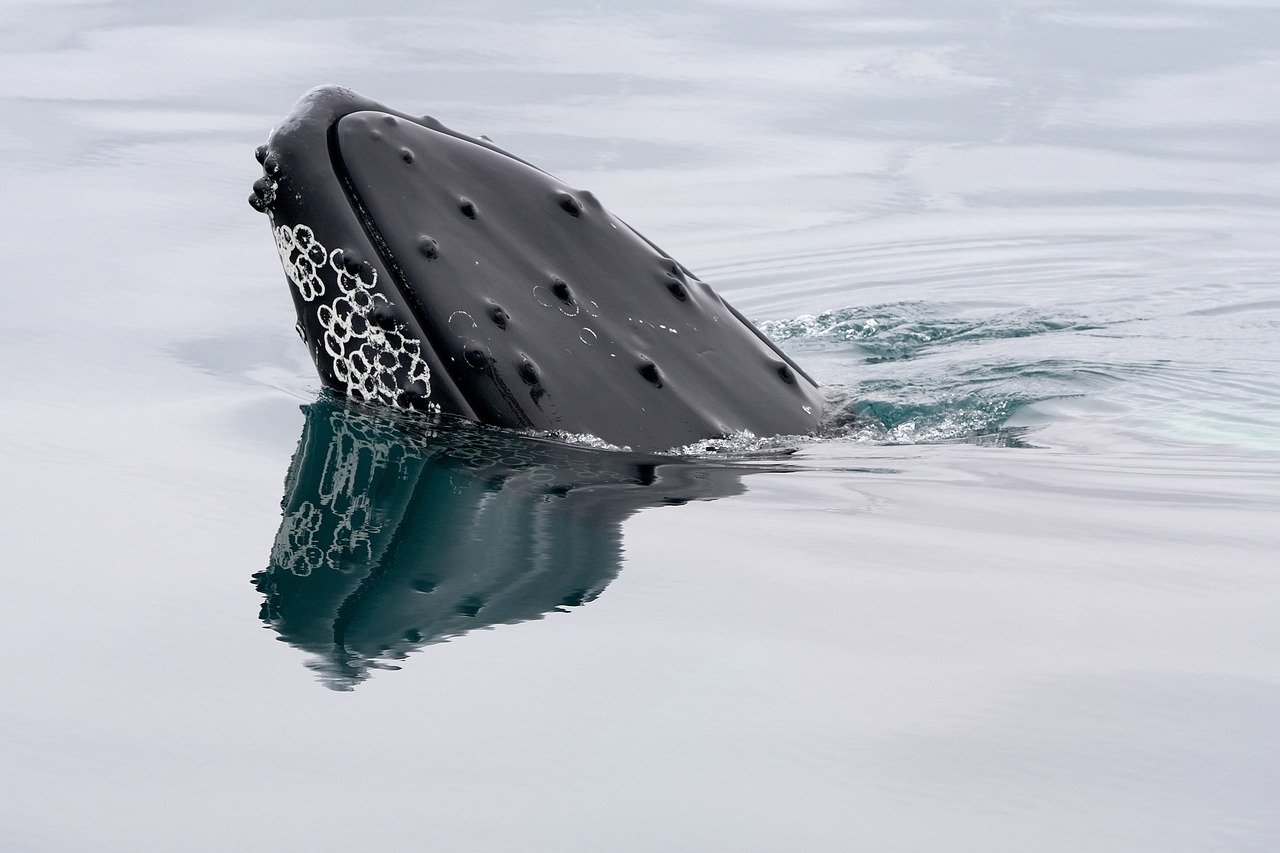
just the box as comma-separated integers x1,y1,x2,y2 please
256,399,769,689
251,86,823,451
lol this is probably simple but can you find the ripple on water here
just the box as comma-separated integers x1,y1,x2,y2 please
723,214,1280,455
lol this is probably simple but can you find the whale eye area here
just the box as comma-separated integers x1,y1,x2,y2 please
777,364,796,384
400,147,415,164
488,305,509,329
666,280,688,301
637,360,663,387
417,236,439,259
459,198,478,219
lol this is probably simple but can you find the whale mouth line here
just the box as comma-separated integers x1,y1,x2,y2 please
322,114,528,426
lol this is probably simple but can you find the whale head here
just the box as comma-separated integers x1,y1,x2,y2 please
250,85,823,451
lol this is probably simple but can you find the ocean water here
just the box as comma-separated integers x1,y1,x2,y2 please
2,0,1279,849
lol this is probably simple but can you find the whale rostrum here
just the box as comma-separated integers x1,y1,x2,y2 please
251,85,823,451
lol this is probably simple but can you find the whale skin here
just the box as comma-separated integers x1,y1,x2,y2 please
250,85,823,451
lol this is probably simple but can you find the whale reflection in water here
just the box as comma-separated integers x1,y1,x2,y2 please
254,399,772,690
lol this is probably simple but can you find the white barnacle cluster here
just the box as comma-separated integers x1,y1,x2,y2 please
273,222,327,301
272,222,436,410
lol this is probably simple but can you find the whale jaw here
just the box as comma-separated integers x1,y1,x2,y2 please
252,85,824,451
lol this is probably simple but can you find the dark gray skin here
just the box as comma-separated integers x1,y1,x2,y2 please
250,85,824,451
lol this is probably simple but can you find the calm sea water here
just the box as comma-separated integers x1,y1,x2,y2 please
2,0,1278,849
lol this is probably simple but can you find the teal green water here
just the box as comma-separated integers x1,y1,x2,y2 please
2,0,1279,849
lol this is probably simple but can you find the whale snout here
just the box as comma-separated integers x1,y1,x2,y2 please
252,86,824,450
249,87,474,417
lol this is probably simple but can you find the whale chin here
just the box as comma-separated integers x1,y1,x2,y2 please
251,85,824,451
